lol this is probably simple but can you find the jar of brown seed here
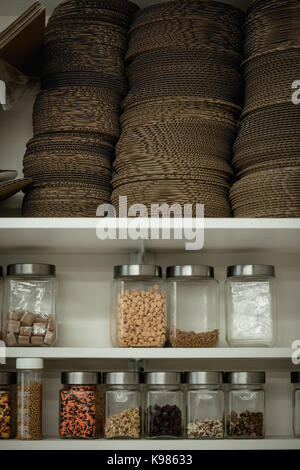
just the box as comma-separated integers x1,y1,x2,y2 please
111,265,166,348
166,265,219,348
16,358,43,440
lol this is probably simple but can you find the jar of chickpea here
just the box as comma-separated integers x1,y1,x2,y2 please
111,265,166,348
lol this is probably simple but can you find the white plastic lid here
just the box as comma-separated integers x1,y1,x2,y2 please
16,358,44,369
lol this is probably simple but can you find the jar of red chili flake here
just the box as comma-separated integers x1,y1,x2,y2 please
59,372,103,439
0,372,17,439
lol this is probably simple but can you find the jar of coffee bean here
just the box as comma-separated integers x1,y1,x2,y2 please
4,264,57,347
111,265,166,348
145,372,184,439
225,371,265,439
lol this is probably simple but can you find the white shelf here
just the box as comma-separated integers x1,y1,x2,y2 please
5,347,292,359
0,437,299,450
0,218,300,253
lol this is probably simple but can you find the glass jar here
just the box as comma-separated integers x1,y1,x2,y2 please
4,264,57,347
145,372,184,439
59,372,103,439
225,265,277,347
0,267,3,341
291,372,300,437
0,372,17,439
104,372,142,439
167,265,219,347
186,371,224,439
16,358,43,440
225,371,265,439
111,265,166,347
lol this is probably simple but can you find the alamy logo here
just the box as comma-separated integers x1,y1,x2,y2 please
291,340,300,365
291,80,300,105
0,80,6,106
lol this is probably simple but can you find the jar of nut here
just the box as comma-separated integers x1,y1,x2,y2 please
4,264,57,347
104,372,142,439
225,371,265,439
60,372,103,439
166,265,219,348
145,372,184,439
186,372,224,439
16,358,43,440
111,265,166,348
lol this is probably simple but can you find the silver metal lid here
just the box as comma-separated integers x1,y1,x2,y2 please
0,372,17,385
7,263,56,277
227,265,275,278
103,372,140,385
114,265,162,280
166,265,214,279
146,372,182,385
291,372,300,383
224,372,265,385
186,371,223,385
61,372,101,385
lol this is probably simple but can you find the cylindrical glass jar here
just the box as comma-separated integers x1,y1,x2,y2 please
59,372,103,439
111,265,166,347
186,371,224,439
104,372,142,439
291,372,300,437
225,265,277,347
4,264,57,347
225,371,265,439
0,267,3,341
145,372,184,439
166,265,219,347
16,358,43,440
0,372,17,439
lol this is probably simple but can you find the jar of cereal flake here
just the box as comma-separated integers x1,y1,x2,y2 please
111,265,166,347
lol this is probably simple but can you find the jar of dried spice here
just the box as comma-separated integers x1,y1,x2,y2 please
225,265,277,347
104,372,142,439
0,372,17,439
186,372,224,439
4,264,57,347
225,371,265,439
167,265,219,347
60,372,103,439
291,372,300,437
145,372,184,439
16,358,43,440
111,265,166,348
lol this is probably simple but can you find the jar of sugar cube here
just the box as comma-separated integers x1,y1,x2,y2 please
4,264,57,347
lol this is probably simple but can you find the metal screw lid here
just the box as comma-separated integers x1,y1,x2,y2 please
7,263,56,276
114,265,162,280
0,372,17,385
103,372,140,385
186,371,223,385
166,265,214,279
146,372,182,385
61,372,101,385
224,371,265,385
291,372,300,383
227,265,275,278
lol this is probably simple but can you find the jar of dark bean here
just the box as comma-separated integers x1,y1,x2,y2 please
0,372,17,439
186,372,224,439
145,372,184,439
59,372,103,439
225,371,265,439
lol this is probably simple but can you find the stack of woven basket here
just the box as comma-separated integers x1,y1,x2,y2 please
22,0,138,217
230,0,300,217
112,0,244,217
